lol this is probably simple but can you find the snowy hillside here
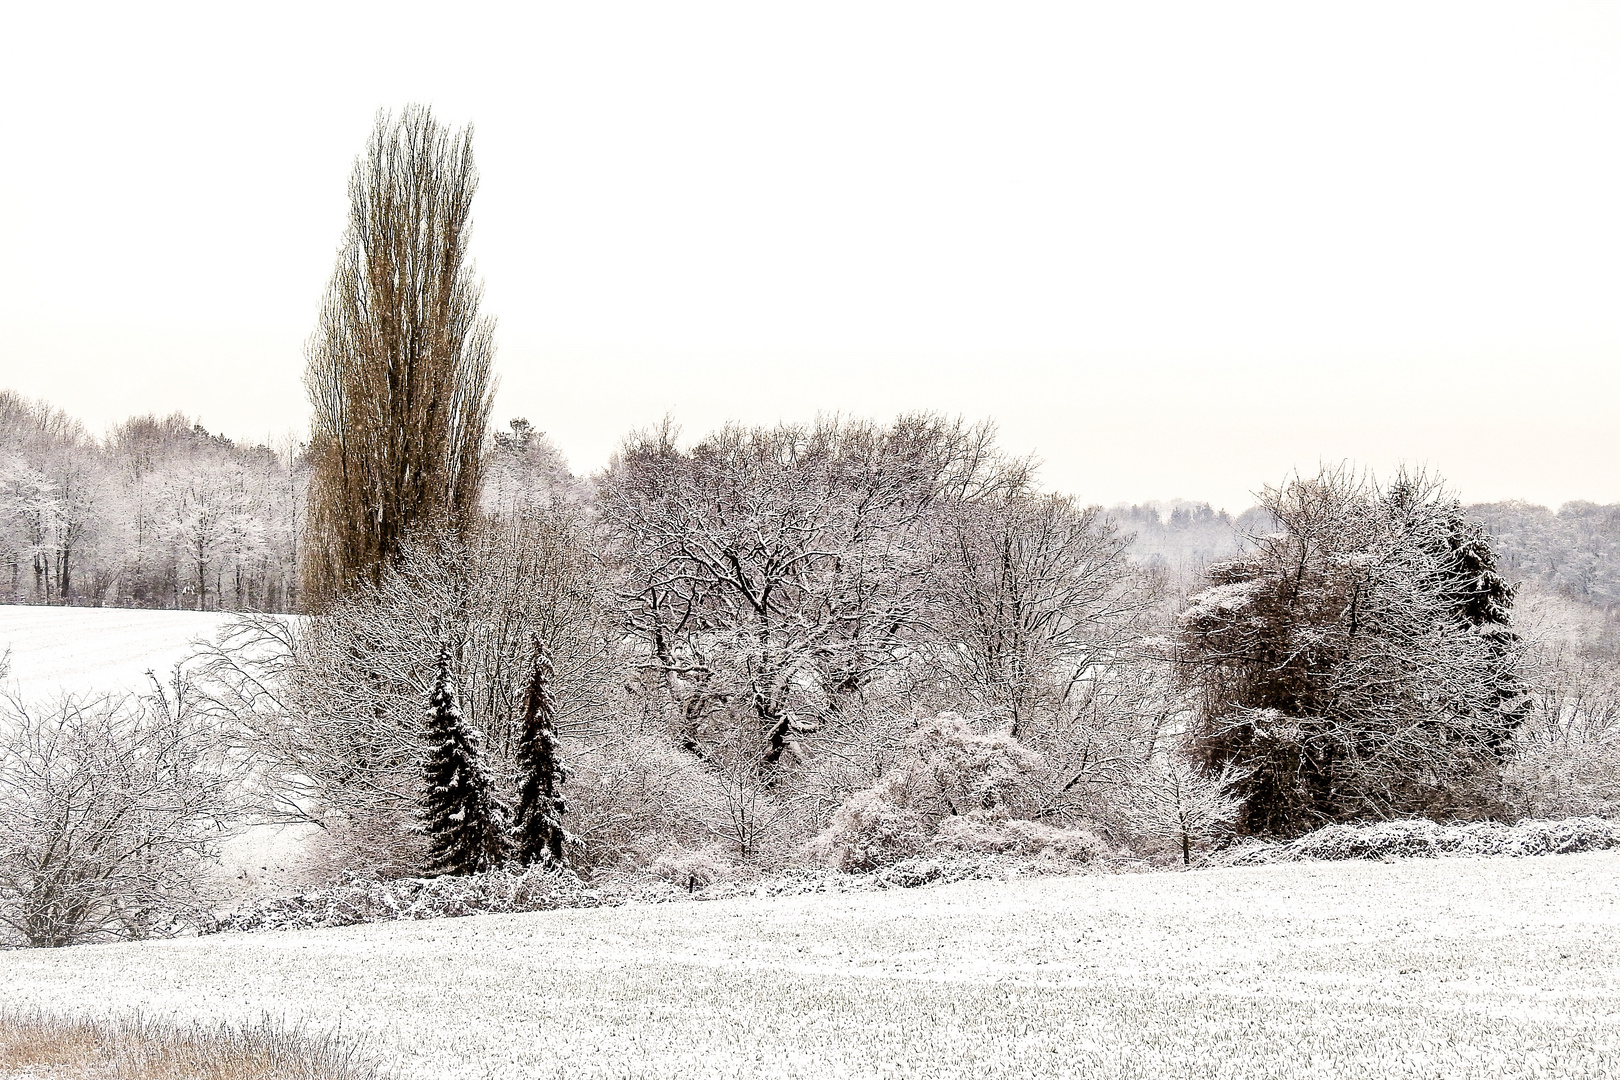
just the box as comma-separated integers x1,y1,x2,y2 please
0,605,241,699
4,854,1616,1079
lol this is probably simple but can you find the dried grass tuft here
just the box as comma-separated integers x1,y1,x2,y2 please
0,1006,378,1079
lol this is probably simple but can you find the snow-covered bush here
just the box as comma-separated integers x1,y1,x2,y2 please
0,688,233,947
562,729,721,872
1224,816,1620,865
932,811,1104,862
807,714,1098,871
807,786,934,872
1123,757,1247,864
1503,614,1620,819
205,864,608,933
292,807,428,884
646,846,738,892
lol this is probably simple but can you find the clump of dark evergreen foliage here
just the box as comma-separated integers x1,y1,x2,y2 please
1178,470,1529,837
421,646,508,876
513,635,569,867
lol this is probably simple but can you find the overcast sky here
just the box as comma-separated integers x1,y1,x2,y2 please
2,1,1616,511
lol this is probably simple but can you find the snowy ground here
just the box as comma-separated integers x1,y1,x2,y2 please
0,604,238,700
3,854,1617,1079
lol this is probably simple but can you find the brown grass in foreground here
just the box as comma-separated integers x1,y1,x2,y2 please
0,1007,378,1079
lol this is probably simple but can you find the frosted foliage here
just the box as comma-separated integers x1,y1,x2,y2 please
1473,500,1620,609
1225,816,1620,864
931,813,1104,862
205,865,603,934
808,714,1099,871
808,786,934,872
483,419,583,514
647,847,737,892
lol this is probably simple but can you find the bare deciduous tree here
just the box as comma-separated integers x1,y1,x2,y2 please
922,492,1147,736
600,414,1012,772
303,105,496,607
0,686,232,947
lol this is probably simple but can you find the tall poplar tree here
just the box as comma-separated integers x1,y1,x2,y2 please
303,105,496,607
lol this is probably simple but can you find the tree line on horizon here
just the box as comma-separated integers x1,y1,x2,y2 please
3,388,1616,617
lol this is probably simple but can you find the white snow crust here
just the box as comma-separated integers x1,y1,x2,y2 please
3,854,1617,1079
0,604,238,699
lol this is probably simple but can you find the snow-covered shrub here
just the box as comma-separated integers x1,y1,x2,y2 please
1511,736,1620,819
932,811,1104,862
563,730,718,873
910,714,1047,816
205,864,609,934
0,690,233,947
685,744,796,862
1123,757,1247,864
806,785,934,872
1503,619,1620,819
807,714,1078,871
646,846,738,892
1223,816,1620,865
293,808,429,884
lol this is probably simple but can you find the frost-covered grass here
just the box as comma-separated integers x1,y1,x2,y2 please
0,1006,379,1079
0,604,238,698
4,854,1618,1079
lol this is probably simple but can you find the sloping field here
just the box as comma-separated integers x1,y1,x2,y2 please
0,605,238,699
3,854,1617,1079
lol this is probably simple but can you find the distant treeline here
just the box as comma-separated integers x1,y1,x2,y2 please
1111,498,1620,610
3,386,1615,613
0,391,305,611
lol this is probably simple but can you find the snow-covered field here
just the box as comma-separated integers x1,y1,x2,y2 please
0,604,238,699
3,854,1617,1079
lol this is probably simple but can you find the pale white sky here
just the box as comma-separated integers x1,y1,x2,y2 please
2,1,1617,511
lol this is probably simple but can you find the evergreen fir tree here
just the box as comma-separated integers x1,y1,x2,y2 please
513,635,569,866
421,645,507,876
1439,507,1532,745
1385,478,1530,749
